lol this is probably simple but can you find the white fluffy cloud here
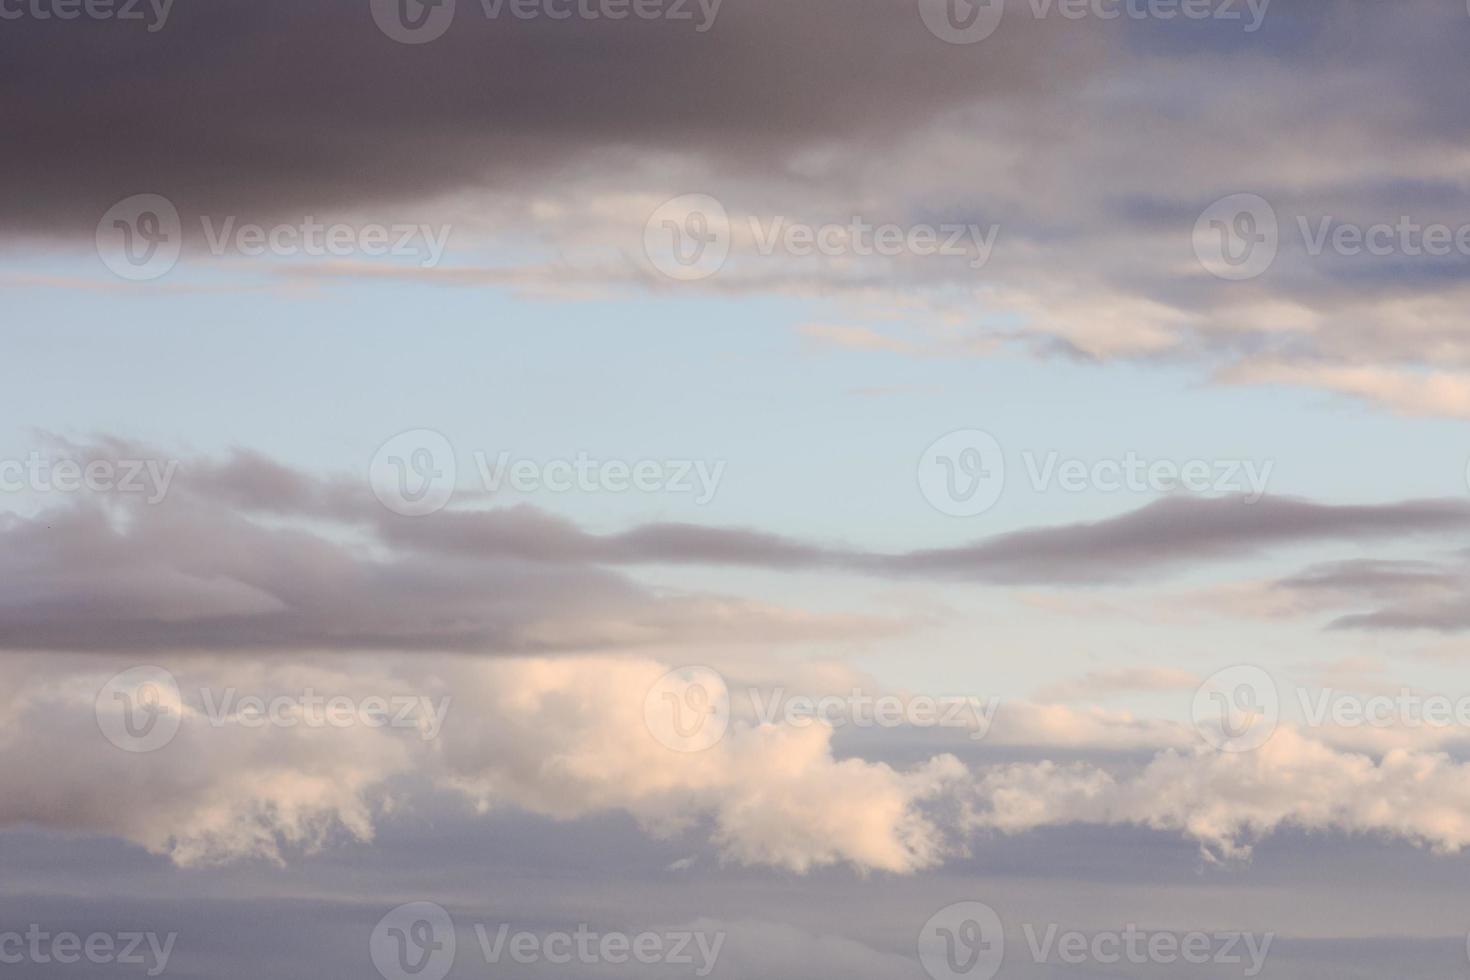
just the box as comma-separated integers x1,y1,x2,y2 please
11,653,1470,874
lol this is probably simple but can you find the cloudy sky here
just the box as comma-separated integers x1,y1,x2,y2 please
6,0,1470,977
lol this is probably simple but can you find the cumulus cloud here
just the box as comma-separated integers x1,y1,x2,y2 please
9,644,1470,874
966,728,1470,862
435,657,970,874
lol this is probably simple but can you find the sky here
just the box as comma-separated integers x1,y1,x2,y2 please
6,0,1470,977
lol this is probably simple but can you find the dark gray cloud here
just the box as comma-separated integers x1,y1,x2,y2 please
390,494,1470,584
5,442,1470,652
0,0,1104,234
12,1,1470,414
